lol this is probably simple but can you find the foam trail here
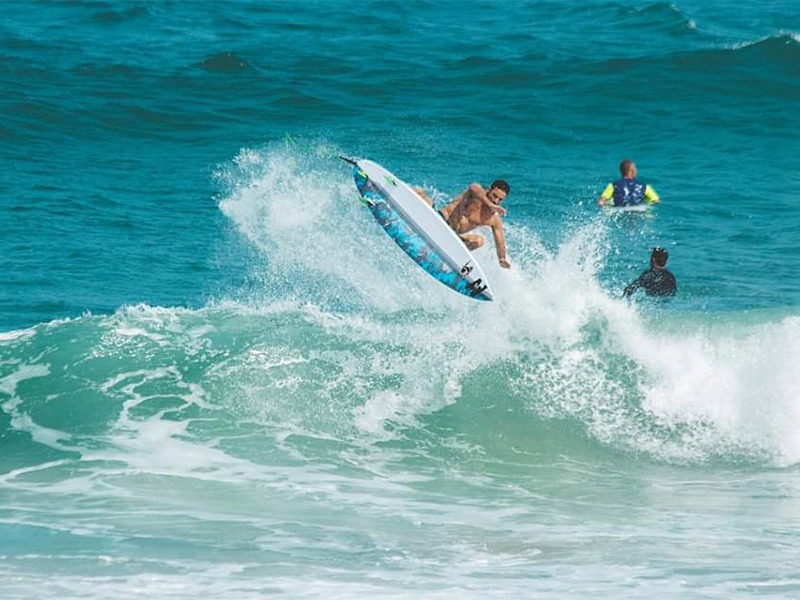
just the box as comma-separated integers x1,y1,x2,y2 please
212,144,800,465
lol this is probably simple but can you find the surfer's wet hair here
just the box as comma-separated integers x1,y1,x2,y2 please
651,246,669,267
490,180,510,195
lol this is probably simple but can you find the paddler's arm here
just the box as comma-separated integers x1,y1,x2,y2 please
644,185,660,204
597,183,613,206
623,272,647,298
491,216,511,269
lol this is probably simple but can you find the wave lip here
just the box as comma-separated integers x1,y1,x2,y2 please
620,1,698,34
566,29,800,100
557,1,697,36
729,31,800,67
671,31,800,73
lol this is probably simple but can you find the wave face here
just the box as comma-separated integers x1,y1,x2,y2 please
2,1,800,598
3,279,800,597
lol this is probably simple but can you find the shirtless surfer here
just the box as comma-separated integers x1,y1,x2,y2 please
416,180,511,269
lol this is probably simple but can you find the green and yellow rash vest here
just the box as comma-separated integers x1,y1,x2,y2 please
599,180,660,206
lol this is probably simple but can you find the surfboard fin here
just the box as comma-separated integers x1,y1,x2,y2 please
466,278,488,297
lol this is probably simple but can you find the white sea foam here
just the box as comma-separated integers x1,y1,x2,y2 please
0,328,37,343
511,242,800,464
0,363,51,398
212,144,800,465
637,316,800,464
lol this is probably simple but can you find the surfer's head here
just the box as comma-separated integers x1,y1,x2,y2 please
651,246,669,268
619,159,637,178
488,180,510,203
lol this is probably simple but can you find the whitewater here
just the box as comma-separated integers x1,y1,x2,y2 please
2,1,800,598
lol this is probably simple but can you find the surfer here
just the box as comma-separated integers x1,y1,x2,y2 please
415,181,511,269
623,247,677,298
598,159,660,207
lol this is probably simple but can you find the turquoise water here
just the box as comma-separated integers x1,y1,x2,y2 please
2,1,800,597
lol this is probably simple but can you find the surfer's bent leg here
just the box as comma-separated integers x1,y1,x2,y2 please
461,234,484,250
413,187,434,207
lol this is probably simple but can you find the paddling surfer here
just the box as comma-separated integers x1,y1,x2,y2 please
598,159,660,207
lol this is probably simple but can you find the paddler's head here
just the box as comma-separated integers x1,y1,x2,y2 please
651,246,669,268
619,160,637,179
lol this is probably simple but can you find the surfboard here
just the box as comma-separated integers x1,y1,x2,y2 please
601,203,652,215
343,157,494,301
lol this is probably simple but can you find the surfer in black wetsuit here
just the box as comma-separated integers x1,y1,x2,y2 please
623,247,677,298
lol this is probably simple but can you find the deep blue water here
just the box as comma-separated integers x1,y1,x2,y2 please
2,2,800,598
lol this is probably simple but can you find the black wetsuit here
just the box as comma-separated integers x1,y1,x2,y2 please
623,267,677,298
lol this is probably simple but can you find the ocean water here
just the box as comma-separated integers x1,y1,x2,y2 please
2,1,800,597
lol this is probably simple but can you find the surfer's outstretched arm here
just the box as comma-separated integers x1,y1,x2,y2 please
623,275,644,298
491,218,510,269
